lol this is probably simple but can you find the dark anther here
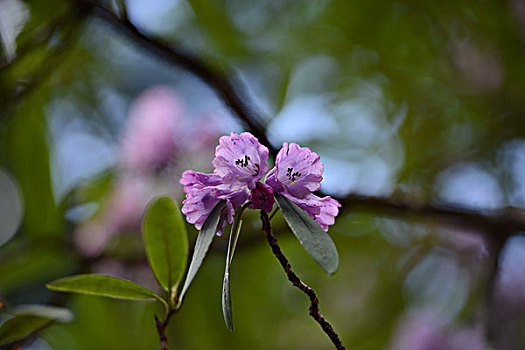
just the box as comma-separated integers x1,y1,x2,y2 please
236,155,251,168
286,168,302,182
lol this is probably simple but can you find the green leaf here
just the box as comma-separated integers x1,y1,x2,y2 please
222,213,243,331
142,197,188,293
179,201,226,303
275,194,339,275
0,315,54,346
46,274,165,306
0,303,73,345
12,305,74,323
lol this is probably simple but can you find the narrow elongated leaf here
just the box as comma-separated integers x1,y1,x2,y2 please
46,274,163,304
12,305,74,322
0,303,74,345
275,194,339,275
222,217,243,331
142,197,188,292
179,201,226,303
0,315,53,346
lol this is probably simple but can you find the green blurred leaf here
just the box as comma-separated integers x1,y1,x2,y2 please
12,305,74,323
179,201,226,303
3,94,64,238
46,274,164,304
142,197,188,294
0,315,53,346
0,303,73,346
222,213,243,331
60,171,113,212
186,0,246,58
275,194,339,275
0,244,77,295
15,0,72,51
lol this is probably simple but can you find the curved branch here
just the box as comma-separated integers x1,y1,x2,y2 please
86,1,277,156
260,211,346,349
340,193,525,234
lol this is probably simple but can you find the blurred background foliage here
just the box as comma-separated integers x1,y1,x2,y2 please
1,0,525,349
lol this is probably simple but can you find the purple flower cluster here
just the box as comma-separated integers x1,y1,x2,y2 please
180,132,340,234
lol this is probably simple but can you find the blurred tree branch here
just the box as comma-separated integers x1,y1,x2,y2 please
1,0,522,238
83,0,277,155
79,0,525,240
339,194,524,236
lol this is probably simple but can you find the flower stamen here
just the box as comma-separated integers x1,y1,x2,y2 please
235,155,251,168
286,167,301,183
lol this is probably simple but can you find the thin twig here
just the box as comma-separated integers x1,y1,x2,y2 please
154,310,174,350
268,206,279,221
260,211,346,349
114,0,128,22
484,230,509,346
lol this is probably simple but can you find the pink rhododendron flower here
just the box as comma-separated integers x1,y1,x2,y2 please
265,142,323,199
180,170,250,235
281,193,340,231
180,170,223,193
180,132,340,232
119,86,181,172
266,142,339,231
213,132,269,189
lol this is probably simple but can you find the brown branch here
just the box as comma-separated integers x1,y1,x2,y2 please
340,193,525,235
83,0,277,156
260,211,346,350
484,230,509,346
154,310,174,350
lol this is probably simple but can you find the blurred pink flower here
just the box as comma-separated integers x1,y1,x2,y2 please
75,85,223,255
119,86,181,172
389,310,486,350
75,176,151,256
74,221,113,257
105,176,151,231
491,237,525,349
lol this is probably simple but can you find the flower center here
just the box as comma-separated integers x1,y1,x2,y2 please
235,155,251,168
286,167,301,183
235,155,260,177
